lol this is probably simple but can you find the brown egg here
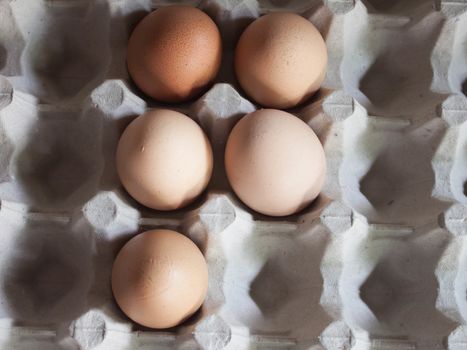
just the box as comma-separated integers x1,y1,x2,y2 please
116,109,213,210
235,13,327,109
127,6,222,102
225,109,326,216
111,229,208,329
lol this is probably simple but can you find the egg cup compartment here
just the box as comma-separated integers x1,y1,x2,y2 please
219,206,332,343
0,91,105,211
0,201,94,327
337,218,455,348
0,0,466,349
7,0,111,104
67,191,207,349
338,106,450,225
342,1,450,120
320,203,467,350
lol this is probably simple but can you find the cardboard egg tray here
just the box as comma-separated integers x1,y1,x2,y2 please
0,0,466,349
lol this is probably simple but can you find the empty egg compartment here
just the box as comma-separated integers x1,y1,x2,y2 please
0,87,105,212
208,197,333,347
325,215,457,349
337,105,449,226
0,200,94,334
341,1,448,120
5,0,112,104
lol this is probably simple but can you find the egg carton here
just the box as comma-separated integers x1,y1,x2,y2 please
0,0,466,349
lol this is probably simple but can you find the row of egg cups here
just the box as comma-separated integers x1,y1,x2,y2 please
127,6,327,109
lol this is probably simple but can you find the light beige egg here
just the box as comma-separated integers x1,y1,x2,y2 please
116,109,213,210
111,229,208,329
235,12,327,109
127,6,222,103
225,109,326,216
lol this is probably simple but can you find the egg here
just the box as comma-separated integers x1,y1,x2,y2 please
225,109,326,216
116,109,213,210
235,13,327,109
111,229,208,329
127,6,222,102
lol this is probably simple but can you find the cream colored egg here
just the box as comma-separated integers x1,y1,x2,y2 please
225,109,326,216
235,12,327,109
116,109,213,210
111,229,208,329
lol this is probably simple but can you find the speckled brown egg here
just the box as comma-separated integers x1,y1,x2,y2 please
235,12,327,109
116,109,213,211
127,6,222,102
111,229,208,329
225,109,326,217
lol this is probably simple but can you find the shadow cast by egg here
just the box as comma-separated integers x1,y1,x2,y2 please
350,5,447,119
0,220,94,326
361,0,430,15
358,229,456,342
205,112,243,193
0,45,6,71
258,0,322,13
0,1,25,76
18,1,111,103
12,108,104,211
358,118,450,225
225,221,332,340
0,117,14,183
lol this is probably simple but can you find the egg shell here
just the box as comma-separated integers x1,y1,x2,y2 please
111,229,208,329
116,109,213,210
127,6,222,103
235,12,327,109
225,109,326,216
